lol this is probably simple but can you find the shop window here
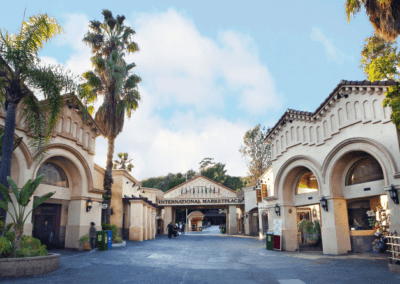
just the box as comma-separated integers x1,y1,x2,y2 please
37,162,69,188
296,171,318,194
346,157,384,186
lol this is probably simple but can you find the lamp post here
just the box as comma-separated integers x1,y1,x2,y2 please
389,185,399,205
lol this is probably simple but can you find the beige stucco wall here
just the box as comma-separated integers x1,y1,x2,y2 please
265,83,400,254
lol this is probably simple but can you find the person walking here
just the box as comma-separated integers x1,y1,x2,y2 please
43,220,52,249
173,223,178,238
181,223,185,235
167,222,174,238
89,222,96,249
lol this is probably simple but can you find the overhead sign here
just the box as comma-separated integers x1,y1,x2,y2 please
156,198,244,206
262,184,268,198
256,189,262,203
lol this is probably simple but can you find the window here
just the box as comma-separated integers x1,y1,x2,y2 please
346,157,384,186
296,171,318,194
37,162,69,187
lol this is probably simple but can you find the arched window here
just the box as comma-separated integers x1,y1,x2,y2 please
37,162,69,188
346,158,384,186
296,171,318,194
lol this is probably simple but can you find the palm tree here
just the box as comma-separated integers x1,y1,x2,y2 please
0,14,75,236
82,10,141,223
113,152,134,172
346,0,400,41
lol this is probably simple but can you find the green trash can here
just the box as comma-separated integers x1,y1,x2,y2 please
199,227,203,232
266,232,274,250
221,227,226,234
96,231,108,251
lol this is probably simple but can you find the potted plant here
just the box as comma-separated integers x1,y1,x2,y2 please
78,235,91,251
299,219,320,245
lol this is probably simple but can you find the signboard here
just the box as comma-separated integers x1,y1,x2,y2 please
273,219,282,251
156,198,244,205
262,184,268,198
256,189,262,203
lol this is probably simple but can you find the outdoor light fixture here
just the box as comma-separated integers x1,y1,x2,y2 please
320,197,328,211
289,120,293,123
137,186,141,192
246,213,248,218
389,184,399,205
274,204,280,216
344,94,349,98
282,121,286,125
86,198,93,212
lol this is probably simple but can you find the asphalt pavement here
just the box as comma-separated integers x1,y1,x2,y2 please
1,228,399,284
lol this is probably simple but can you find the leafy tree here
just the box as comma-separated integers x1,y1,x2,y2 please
0,14,76,236
141,176,165,189
200,162,227,184
199,157,215,171
0,175,54,255
82,10,141,224
239,124,271,186
345,0,400,41
222,175,244,191
185,169,198,180
113,152,133,172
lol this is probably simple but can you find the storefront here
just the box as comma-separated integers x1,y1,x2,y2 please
263,80,400,255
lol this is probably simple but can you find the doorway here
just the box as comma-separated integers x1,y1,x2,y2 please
32,203,62,249
296,204,322,251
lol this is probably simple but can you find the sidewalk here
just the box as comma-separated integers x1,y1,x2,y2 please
281,250,389,261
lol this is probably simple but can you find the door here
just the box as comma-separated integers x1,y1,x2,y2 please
33,203,62,248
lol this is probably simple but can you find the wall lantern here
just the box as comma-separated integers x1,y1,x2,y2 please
320,197,328,211
245,213,248,218
86,198,93,212
274,204,280,216
389,184,399,205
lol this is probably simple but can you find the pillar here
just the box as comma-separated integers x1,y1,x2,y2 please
163,206,173,234
143,204,148,240
65,200,85,249
258,209,264,238
147,205,151,240
386,186,400,234
228,205,237,234
320,197,351,255
129,200,143,241
280,205,298,252
244,212,250,235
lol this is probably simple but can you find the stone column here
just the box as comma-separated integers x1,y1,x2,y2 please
147,205,151,240
163,206,173,234
129,200,144,241
258,209,264,238
385,186,400,234
143,204,148,240
244,212,250,235
228,205,237,234
280,205,298,252
320,197,351,255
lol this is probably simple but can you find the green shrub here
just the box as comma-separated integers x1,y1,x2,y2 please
102,223,119,241
0,236,13,258
0,235,48,258
79,234,90,246
114,236,123,243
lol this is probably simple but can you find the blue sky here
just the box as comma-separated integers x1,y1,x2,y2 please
1,1,374,179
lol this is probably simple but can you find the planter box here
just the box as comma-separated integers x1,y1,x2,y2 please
0,253,60,278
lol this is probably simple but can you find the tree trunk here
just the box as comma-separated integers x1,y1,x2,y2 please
14,221,23,255
0,103,17,237
103,137,115,224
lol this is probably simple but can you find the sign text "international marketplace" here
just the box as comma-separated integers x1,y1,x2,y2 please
156,198,244,205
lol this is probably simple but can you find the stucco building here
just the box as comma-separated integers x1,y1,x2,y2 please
264,80,399,254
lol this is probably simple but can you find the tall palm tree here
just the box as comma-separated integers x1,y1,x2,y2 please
113,152,134,172
82,10,141,223
0,14,75,236
346,0,400,41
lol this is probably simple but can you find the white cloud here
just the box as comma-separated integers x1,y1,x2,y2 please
50,9,280,180
310,27,354,65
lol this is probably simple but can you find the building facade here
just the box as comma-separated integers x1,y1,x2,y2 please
264,80,400,254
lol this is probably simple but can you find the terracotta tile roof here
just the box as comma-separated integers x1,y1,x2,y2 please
264,80,396,142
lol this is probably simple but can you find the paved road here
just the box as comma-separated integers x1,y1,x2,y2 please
1,233,399,284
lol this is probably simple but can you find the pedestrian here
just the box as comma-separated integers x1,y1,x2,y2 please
173,223,178,238
167,222,174,238
89,222,96,249
182,223,185,235
43,220,52,249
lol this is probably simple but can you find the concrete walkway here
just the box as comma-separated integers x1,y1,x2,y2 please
1,234,399,283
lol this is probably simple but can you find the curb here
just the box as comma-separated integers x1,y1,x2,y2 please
112,241,126,248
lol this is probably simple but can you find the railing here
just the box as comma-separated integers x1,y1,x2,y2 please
387,231,400,264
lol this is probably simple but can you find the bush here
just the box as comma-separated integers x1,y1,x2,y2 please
102,223,119,241
114,237,123,243
79,234,90,246
0,235,48,258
